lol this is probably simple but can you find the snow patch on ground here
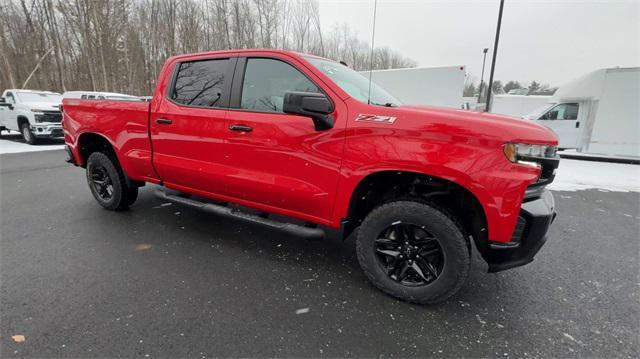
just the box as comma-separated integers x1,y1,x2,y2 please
550,159,640,192
0,133,64,154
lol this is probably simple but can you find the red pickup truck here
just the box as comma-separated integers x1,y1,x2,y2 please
62,49,558,303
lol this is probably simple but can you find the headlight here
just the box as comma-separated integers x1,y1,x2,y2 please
504,143,560,199
34,114,45,123
503,143,558,166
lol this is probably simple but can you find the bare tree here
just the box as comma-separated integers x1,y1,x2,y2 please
0,0,416,95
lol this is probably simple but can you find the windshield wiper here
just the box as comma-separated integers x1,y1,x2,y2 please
370,101,397,107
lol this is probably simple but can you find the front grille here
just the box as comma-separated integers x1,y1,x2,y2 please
524,156,560,199
36,111,62,123
536,158,558,185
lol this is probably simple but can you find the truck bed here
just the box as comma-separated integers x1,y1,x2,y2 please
62,99,158,182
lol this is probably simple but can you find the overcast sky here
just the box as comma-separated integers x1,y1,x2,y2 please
318,0,640,87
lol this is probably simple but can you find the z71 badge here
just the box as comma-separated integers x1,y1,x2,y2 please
355,114,397,124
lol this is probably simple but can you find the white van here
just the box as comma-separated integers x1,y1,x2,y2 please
525,67,639,157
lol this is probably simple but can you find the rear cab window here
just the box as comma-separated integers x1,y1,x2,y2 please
170,58,232,108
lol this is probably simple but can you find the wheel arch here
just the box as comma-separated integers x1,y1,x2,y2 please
76,132,120,168
341,169,489,249
77,131,144,188
17,115,30,128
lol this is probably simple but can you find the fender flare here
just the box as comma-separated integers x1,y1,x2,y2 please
334,164,497,236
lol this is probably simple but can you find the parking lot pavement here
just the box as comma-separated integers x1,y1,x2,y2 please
1,150,639,358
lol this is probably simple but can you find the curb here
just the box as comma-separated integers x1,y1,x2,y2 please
558,153,640,165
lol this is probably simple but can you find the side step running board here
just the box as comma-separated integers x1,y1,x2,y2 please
155,190,325,240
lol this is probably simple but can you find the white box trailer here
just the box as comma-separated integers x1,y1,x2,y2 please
491,94,553,117
525,67,639,158
361,66,466,109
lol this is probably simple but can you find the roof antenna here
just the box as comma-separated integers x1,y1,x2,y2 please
367,0,378,105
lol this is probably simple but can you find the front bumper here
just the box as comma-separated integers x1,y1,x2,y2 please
479,189,556,273
31,123,63,137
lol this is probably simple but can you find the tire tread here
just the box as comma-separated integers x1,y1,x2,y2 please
356,200,470,304
86,151,138,210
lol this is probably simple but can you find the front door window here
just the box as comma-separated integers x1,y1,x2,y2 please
240,58,320,113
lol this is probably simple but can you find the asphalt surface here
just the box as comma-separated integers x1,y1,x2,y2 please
1,150,638,358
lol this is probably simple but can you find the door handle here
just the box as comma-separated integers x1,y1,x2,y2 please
156,118,172,125
575,122,580,128
229,124,252,132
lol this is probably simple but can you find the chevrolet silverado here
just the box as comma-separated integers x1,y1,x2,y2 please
62,49,559,303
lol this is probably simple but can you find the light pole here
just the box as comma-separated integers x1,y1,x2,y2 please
486,0,504,112
477,48,489,107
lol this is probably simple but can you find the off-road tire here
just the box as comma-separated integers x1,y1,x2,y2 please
20,122,37,145
356,201,470,304
86,152,138,211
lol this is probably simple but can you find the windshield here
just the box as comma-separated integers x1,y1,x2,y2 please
16,92,62,104
305,57,401,107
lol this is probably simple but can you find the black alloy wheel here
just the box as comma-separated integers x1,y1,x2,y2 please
85,151,138,210
88,163,114,201
374,222,444,286
355,201,470,304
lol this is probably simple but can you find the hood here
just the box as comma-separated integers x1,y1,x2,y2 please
393,105,559,145
21,102,61,111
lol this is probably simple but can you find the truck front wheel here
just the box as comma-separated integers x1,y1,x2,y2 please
20,122,37,145
86,152,138,211
356,201,470,304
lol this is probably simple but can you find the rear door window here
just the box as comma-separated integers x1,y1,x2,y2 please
171,58,230,108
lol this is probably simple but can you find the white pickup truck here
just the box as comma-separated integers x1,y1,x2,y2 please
0,89,63,144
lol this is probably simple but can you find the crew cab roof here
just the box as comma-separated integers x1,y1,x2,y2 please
166,48,333,63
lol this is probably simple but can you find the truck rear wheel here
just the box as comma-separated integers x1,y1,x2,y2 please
356,201,470,304
86,152,138,211
20,122,37,145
